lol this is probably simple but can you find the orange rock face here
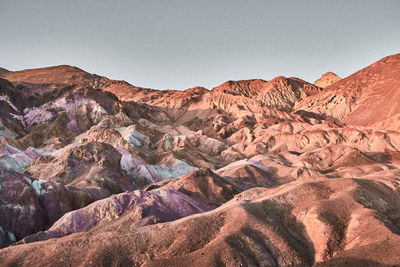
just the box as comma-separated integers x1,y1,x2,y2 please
298,54,400,127
1,53,400,266
314,72,341,88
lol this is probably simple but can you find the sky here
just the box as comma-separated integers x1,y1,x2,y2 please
0,0,399,90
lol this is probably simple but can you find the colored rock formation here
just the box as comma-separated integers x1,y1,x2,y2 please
1,53,400,266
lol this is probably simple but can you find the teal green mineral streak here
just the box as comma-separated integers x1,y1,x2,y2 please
153,161,196,179
128,131,147,147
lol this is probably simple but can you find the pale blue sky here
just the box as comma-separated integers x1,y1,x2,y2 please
0,0,399,90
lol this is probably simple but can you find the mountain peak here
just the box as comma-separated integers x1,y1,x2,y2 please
314,72,341,88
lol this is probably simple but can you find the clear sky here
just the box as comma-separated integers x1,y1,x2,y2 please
0,0,399,90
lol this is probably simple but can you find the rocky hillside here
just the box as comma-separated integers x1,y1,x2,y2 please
297,54,400,127
1,53,400,266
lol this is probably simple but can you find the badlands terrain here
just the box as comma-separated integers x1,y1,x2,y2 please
0,53,400,266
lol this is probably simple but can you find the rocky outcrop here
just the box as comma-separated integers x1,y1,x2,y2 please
27,141,135,195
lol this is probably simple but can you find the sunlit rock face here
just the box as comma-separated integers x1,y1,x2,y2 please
1,54,400,266
314,72,341,88
297,54,400,127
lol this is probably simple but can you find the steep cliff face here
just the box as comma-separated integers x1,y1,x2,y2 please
1,54,400,266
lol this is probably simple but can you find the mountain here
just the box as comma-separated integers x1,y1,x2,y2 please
314,72,341,88
1,54,400,266
209,76,321,110
296,53,400,126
